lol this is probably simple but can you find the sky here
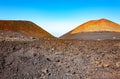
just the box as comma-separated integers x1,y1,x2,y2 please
0,0,120,37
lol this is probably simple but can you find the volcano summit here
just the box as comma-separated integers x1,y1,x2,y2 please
60,19,120,40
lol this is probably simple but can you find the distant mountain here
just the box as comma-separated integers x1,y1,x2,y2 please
60,19,120,40
0,20,54,38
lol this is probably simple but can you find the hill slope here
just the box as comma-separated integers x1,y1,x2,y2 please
60,19,120,40
0,20,54,38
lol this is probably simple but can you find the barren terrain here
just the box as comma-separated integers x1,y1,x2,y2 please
60,19,120,40
0,20,54,38
60,31,120,40
0,19,120,79
0,34,120,79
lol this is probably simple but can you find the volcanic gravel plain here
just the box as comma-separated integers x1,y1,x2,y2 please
0,30,120,79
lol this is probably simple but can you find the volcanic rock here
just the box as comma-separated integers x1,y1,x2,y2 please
0,30,40,41
0,39,120,79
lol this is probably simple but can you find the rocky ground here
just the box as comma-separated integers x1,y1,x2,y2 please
0,31,120,79
0,30,39,41
60,31,120,40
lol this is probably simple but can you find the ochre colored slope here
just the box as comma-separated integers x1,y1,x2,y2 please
71,19,120,34
60,19,120,40
0,20,54,38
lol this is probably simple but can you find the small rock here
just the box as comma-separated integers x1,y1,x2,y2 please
103,63,110,67
51,48,54,51
46,58,51,61
116,62,120,67
42,68,49,74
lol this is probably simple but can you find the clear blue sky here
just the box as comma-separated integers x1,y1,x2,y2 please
0,0,120,37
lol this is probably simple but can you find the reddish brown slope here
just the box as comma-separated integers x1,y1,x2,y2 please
0,20,54,38
71,19,120,34
60,19,120,40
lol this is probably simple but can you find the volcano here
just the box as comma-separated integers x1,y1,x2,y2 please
0,20,54,38
60,19,120,40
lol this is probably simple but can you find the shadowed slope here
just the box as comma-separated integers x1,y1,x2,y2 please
0,20,54,38
60,19,120,40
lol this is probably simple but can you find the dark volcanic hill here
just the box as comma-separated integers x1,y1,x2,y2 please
60,19,120,40
0,20,54,38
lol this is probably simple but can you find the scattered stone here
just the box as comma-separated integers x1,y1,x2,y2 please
0,38,119,79
116,62,120,67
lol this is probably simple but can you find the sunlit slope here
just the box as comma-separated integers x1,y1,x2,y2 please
71,19,120,34
0,20,54,38
60,19,120,40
